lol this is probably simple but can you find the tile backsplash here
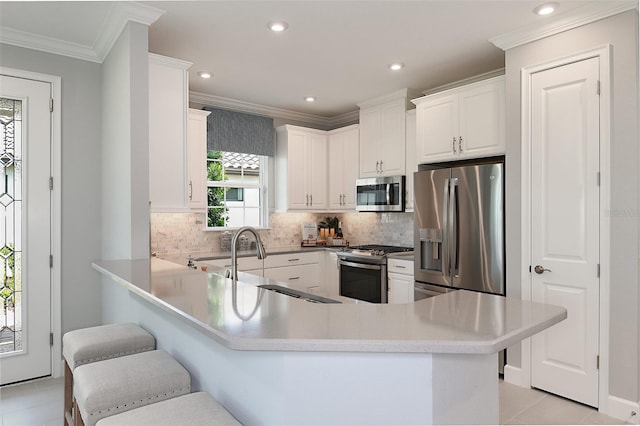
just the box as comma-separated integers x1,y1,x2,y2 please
151,211,414,255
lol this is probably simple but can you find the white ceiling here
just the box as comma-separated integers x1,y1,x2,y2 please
0,1,633,123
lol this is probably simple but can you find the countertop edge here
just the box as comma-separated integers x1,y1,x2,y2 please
92,259,567,355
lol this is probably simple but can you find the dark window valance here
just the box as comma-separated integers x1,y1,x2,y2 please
204,107,275,157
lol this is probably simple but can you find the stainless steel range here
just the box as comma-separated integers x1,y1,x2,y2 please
337,245,412,303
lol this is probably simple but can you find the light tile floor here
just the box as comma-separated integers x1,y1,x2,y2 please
0,376,631,425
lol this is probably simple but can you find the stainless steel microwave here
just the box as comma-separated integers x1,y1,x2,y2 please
355,176,405,212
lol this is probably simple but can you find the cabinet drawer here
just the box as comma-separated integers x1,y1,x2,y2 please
204,256,264,271
263,264,322,290
263,251,321,268
388,258,413,274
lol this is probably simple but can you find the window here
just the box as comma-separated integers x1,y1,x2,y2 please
207,150,266,229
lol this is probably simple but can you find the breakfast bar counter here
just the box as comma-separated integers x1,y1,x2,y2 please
93,258,566,425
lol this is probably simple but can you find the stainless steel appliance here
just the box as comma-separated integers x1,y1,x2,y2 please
414,157,505,297
337,245,412,303
355,176,405,212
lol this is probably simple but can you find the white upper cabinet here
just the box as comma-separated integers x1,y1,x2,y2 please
358,89,417,178
413,76,505,164
328,125,359,210
149,53,192,212
405,110,417,212
275,125,328,211
186,109,211,210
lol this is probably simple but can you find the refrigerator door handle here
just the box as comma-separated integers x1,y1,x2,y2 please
442,178,450,278
449,177,459,278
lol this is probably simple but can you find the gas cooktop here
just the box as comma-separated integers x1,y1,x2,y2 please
339,245,413,257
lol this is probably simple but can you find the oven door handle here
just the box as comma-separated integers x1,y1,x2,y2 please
339,260,383,271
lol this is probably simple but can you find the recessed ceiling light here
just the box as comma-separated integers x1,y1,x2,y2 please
268,21,289,32
304,96,316,102
198,71,212,79
389,62,405,71
533,2,558,15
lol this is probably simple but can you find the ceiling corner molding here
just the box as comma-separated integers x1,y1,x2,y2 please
0,1,164,63
327,110,360,128
0,26,102,63
94,2,165,62
190,91,336,128
149,52,192,70
490,0,638,50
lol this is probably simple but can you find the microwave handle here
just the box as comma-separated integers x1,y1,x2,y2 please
386,183,391,205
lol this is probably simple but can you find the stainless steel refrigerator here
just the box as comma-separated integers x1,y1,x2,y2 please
414,157,505,297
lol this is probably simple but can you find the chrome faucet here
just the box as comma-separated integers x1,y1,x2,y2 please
230,226,267,281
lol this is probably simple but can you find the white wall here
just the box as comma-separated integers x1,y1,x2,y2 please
101,22,150,260
0,44,103,335
504,11,639,403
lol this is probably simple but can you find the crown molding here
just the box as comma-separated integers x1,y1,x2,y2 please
190,91,359,129
149,53,192,70
490,0,638,51
0,2,164,63
421,68,505,96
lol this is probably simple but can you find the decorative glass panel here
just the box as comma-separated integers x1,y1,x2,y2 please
0,98,22,354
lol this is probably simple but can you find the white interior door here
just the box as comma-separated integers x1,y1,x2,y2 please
529,57,600,407
0,75,52,385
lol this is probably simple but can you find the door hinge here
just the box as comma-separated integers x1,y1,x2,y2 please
50,332,54,346
49,98,54,112
597,263,600,278
49,255,53,268
49,176,53,190
596,355,600,370
597,80,601,96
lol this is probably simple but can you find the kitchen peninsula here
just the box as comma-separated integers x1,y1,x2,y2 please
94,257,566,425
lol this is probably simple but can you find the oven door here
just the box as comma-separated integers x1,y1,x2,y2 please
339,259,387,303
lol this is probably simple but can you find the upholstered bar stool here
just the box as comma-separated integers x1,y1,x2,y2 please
95,392,241,426
73,349,191,426
62,323,156,426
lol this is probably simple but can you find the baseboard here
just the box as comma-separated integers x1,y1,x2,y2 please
604,395,640,424
503,364,525,387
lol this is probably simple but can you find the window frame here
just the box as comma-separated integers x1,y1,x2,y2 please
205,151,269,230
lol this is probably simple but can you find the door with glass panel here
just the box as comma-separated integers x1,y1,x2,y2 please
0,75,52,385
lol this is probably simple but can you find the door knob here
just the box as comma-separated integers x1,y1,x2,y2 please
534,265,551,274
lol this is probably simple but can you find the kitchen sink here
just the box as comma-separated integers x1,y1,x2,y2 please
258,284,341,304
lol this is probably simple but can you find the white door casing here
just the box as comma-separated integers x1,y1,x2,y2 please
0,74,52,384
529,57,600,407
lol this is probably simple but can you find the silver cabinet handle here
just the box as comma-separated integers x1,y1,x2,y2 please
189,181,193,200
459,136,463,152
288,276,300,280
379,160,383,173
453,137,457,154
534,265,551,274
306,194,309,206
376,161,379,172
288,258,300,262
394,265,406,269
310,194,312,206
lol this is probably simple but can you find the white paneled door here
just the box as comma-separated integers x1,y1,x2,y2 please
529,57,600,407
0,75,52,384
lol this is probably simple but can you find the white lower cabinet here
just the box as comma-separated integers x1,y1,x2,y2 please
387,257,414,304
324,251,340,296
203,256,264,276
263,251,323,293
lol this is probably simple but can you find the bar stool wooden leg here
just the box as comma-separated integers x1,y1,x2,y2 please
74,398,85,426
64,361,74,426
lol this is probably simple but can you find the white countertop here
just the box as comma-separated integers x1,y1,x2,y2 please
93,258,566,354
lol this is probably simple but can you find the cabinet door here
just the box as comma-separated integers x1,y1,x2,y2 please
328,133,346,210
405,111,417,211
340,128,359,208
415,94,458,163
263,264,322,292
187,109,210,210
378,100,406,176
149,59,189,211
359,107,381,178
328,127,359,210
308,133,328,209
287,132,309,209
388,273,414,304
458,79,505,158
